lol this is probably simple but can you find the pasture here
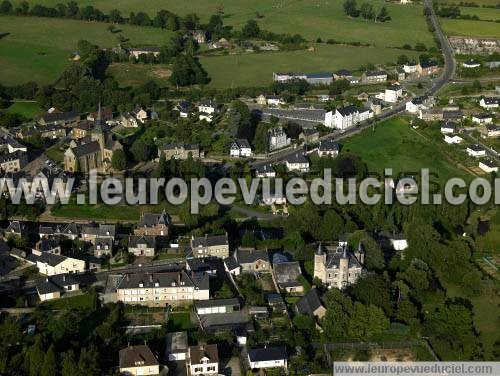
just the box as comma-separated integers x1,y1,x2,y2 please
440,18,500,38
340,117,473,183
10,0,434,47
459,6,500,21
201,44,420,88
6,101,43,118
0,16,172,85
107,62,171,88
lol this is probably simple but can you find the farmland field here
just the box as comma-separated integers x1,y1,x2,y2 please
107,62,171,87
201,44,420,88
0,16,173,85
340,117,473,183
439,18,500,38
459,6,500,21
10,0,434,47
6,101,43,118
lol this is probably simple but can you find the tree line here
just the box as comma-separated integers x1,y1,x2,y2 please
343,0,391,22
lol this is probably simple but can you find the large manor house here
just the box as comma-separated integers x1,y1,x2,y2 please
64,105,122,173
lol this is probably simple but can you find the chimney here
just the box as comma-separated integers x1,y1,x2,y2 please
149,274,153,283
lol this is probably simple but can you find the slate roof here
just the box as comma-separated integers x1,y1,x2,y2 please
36,273,79,295
119,345,158,369
420,60,438,68
137,210,171,228
319,139,339,152
482,97,500,105
37,239,60,252
128,235,156,248
474,113,493,119
481,158,497,168
236,248,269,264
224,256,240,271
29,252,67,267
116,271,203,290
305,72,333,79
191,234,227,248
232,139,251,149
285,152,309,165
295,288,324,315
194,298,240,310
189,344,218,364
82,224,116,237
40,111,78,123
71,141,100,158
248,346,287,362
273,261,302,286
337,105,359,116
166,331,188,354
468,143,485,152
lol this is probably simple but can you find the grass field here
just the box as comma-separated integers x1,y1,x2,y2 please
459,6,500,21
340,117,473,183
51,198,141,221
6,101,43,118
41,292,97,310
0,16,173,85
11,0,434,48
107,62,171,88
440,18,500,38
201,44,419,88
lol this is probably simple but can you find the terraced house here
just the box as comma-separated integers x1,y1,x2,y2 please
116,271,210,306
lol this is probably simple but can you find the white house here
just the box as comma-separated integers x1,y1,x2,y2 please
403,61,419,74
406,97,428,113
440,122,456,134
258,94,285,106
187,344,218,375
479,158,498,173
132,107,149,124
248,346,287,370
194,298,240,315
384,84,403,103
285,152,310,173
30,253,86,276
268,127,291,151
230,139,252,158
334,106,373,130
318,139,339,157
466,144,486,157
389,234,408,251
198,99,219,122
444,135,463,144
472,113,493,124
255,164,276,178
480,97,499,109
484,124,500,138
36,274,80,301
462,59,481,68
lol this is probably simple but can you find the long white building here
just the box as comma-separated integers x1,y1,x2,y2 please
333,105,373,130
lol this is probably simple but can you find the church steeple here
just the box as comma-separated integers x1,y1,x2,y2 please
95,101,104,130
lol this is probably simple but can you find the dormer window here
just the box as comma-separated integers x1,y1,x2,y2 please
139,282,144,287
155,282,159,287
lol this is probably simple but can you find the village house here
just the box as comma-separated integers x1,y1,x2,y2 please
440,122,456,134
87,107,113,123
116,271,210,306
129,46,161,60
134,210,171,237
254,164,276,178
248,346,288,370
194,298,241,315
119,345,160,376
406,96,434,114
462,59,481,68
333,69,351,80
304,72,333,85
128,235,157,257
466,144,487,157
384,84,403,103
158,143,203,160
479,158,498,173
284,152,310,173
36,274,80,301
294,288,326,319
314,243,364,289
166,331,188,361
299,128,320,144
187,344,219,375
39,223,79,240
0,151,27,173
189,234,229,259
472,113,493,124
483,124,500,138
268,126,291,151
81,224,115,244
192,30,206,44
480,97,499,109
370,98,383,115
175,100,190,118
93,238,113,257
234,247,270,273
230,139,252,158
257,94,285,106
33,239,61,256
444,134,463,144
333,105,373,130
71,121,92,139
38,110,79,127
19,124,66,140
361,70,387,83
273,261,304,293
418,60,439,75
403,61,418,74
396,68,406,81
318,139,339,157
198,99,220,122
120,112,139,128
28,253,86,276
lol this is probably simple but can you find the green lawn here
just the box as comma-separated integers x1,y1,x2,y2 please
0,16,173,85
6,101,43,118
459,6,500,21
167,312,195,331
41,292,97,310
11,0,433,48
107,62,171,88
440,18,500,38
201,44,419,88
340,117,473,183
51,198,141,221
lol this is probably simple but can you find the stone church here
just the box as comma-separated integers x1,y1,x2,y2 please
64,105,122,173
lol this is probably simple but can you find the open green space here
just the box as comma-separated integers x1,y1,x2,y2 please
107,62,171,88
41,292,97,310
6,101,43,118
51,198,141,221
340,117,473,183
459,6,500,21
11,0,433,47
201,44,419,88
0,16,173,85
440,17,500,38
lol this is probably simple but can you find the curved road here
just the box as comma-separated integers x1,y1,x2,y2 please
252,2,455,169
